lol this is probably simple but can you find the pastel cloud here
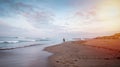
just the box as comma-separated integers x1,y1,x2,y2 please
0,0,119,38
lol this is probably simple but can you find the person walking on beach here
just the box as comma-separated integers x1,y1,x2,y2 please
63,38,65,42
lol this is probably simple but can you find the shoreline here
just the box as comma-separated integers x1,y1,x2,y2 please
0,44,42,50
0,44,53,67
45,39,120,67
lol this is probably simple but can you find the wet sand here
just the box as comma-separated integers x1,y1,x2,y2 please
45,39,120,67
0,44,52,67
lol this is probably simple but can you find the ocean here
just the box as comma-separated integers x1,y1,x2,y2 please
0,37,59,50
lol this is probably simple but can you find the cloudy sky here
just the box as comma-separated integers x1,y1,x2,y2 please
0,0,120,38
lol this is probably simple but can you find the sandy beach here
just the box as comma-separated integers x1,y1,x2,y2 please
45,39,120,67
0,0,120,67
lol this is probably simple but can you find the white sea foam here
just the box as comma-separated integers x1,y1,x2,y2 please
19,39,36,42
0,37,53,50
0,41,19,44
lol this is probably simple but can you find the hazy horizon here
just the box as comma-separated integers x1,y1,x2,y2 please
0,0,120,38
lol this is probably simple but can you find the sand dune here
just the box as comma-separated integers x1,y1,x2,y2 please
84,39,120,52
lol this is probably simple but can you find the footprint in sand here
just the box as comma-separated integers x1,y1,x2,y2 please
116,57,120,59
103,58,110,60
56,61,59,63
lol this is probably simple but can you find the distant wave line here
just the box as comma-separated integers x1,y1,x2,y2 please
0,44,42,50
0,39,50,44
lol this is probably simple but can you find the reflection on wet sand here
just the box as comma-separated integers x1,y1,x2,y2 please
0,44,52,67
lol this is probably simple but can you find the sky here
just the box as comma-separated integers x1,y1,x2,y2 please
0,0,120,38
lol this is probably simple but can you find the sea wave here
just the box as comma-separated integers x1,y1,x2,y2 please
0,41,19,44
19,40,36,42
0,44,40,50
0,40,37,44
0,39,49,44
0,37,52,50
